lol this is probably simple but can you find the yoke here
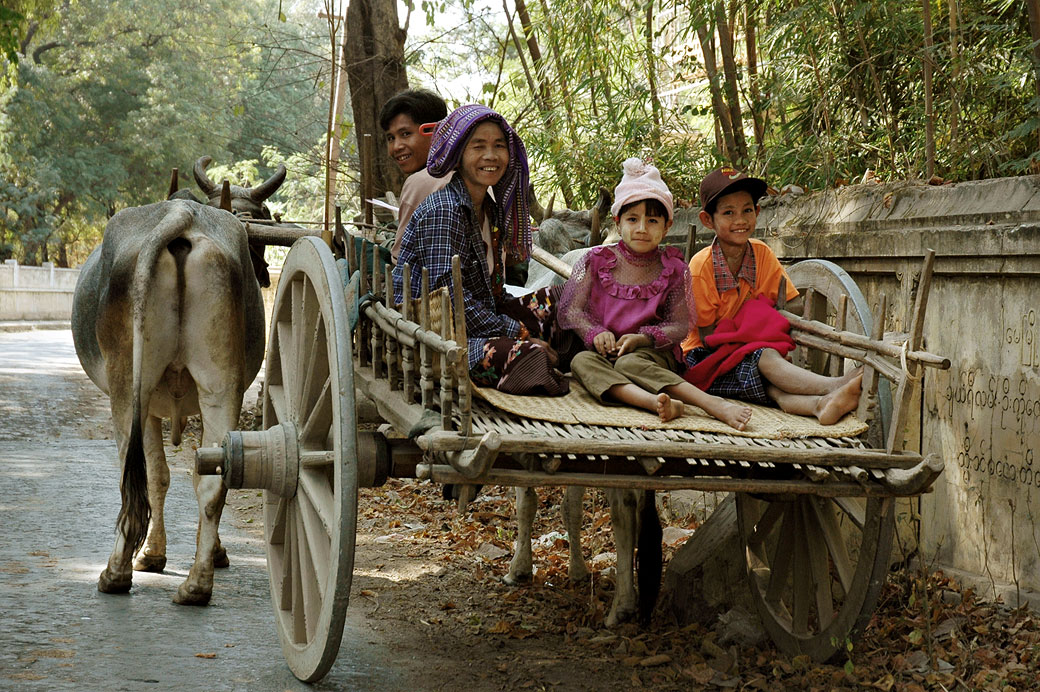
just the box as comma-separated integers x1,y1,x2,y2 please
196,234,950,682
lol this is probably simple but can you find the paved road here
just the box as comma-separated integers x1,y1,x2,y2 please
0,329,402,691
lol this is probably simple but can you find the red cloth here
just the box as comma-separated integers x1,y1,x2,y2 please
683,294,795,390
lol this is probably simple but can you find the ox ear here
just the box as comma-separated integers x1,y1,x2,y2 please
249,164,287,203
193,156,217,196
220,181,232,212
167,168,179,199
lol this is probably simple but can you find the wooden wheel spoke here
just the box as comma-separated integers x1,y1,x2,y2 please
747,500,785,559
812,498,855,595
834,497,866,530
298,468,334,539
802,501,836,630
298,313,329,424
276,320,297,419
298,476,332,587
289,504,307,643
294,508,322,642
279,504,295,612
268,495,288,545
790,508,811,635
291,278,306,413
764,504,796,609
299,378,333,448
268,384,288,426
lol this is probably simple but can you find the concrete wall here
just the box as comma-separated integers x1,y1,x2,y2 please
738,175,1040,607
0,260,79,321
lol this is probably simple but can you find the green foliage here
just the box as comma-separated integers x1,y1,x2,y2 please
411,0,1040,207
0,0,329,266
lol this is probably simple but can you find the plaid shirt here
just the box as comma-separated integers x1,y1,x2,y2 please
711,236,757,292
393,176,522,369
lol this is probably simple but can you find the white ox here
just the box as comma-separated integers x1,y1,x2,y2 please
504,487,662,626
72,198,265,604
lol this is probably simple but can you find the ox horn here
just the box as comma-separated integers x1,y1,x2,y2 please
249,164,287,203
193,156,218,196
220,181,232,211
167,168,179,198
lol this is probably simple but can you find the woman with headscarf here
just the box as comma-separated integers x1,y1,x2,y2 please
392,104,574,395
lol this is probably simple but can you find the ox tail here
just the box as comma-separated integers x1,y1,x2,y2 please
117,202,195,557
636,489,662,625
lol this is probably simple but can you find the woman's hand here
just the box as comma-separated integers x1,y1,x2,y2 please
593,331,616,357
616,333,651,356
528,337,559,368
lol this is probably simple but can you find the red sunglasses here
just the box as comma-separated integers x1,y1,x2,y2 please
419,122,439,136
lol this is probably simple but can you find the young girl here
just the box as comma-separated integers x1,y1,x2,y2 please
392,104,577,395
558,158,752,430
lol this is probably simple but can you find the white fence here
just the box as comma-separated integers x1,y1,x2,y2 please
0,260,79,321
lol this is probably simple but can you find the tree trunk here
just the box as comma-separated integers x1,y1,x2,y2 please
645,0,661,147
714,2,747,164
948,0,960,151
345,0,409,200
922,0,935,179
696,22,736,162
744,1,764,150
1026,0,1040,162
507,0,574,206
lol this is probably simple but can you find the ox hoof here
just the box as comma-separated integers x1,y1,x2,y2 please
173,584,212,606
133,554,167,573
97,568,132,594
502,572,532,587
212,546,229,569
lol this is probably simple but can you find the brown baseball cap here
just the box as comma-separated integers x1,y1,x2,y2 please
699,167,768,212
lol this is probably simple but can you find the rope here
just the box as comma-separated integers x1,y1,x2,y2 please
898,340,923,383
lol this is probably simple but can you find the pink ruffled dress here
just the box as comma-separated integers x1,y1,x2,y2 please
558,242,696,358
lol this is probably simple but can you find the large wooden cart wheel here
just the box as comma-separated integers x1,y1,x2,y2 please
261,236,358,682
736,259,894,661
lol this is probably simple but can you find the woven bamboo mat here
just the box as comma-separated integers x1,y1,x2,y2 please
472,379,867,440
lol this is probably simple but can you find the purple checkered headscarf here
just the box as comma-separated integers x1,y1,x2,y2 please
426,104,531,262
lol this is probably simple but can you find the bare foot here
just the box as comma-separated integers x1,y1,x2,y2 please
839,365,864,386
656,393,684,422
815,372,863,425
703,396,752,431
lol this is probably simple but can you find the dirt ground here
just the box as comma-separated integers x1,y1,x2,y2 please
184,400,1039,691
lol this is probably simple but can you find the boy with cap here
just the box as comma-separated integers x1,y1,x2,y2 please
559,158,753,429
681,167,862,425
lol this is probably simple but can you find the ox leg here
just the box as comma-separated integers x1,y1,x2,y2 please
563,486,589,583
504,487,537,585
605,488,639,626
173,395,235,606
98,406,135,594
132,415,169,573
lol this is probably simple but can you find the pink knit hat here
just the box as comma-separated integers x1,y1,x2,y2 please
610,157,674,221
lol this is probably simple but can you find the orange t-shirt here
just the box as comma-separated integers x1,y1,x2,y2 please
681,238,800,352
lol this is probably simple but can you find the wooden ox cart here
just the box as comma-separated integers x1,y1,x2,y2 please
195,226,949,683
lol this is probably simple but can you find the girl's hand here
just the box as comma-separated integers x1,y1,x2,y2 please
616,333,651,356
593,331,616,356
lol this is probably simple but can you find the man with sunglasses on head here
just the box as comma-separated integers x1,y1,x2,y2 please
379,89,451,264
